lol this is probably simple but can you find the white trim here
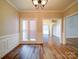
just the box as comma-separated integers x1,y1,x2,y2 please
64,12,78,18
63,1,77,12
66,36,78,39
19,10,63,13
0,33,19,39
6,0,18,10
0,33,19,58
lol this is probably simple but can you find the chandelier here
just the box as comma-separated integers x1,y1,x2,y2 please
32,0,48,9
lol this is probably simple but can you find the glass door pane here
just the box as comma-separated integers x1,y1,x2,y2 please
29,20,36,41
22,20,28,41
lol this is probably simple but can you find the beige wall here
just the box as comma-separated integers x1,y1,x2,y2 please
0,0,77,44
19,12,63,18
19,12,63,33
2,0,76,44
19,12,63,41
0,0,19,36
64,2,78,17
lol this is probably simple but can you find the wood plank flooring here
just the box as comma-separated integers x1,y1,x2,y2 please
2,37,78,59
2,45,43,59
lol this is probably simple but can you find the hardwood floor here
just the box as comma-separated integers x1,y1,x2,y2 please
2,37,78,59
2,45,43,59
46,38,78,59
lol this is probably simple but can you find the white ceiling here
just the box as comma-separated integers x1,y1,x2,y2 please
6,0,76,11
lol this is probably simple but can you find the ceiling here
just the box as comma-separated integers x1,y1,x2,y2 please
6,0,76,12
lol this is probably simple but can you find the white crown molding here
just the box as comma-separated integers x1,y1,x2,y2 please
19,10,63,13
64,11,78,17
63,1,77,12
6,0,18,10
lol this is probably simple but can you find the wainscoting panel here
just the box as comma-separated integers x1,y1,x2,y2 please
0,34,19,59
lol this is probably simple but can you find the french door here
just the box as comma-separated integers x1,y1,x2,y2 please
22,20,36,41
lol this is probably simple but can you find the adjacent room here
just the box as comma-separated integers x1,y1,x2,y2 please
0,0,78,59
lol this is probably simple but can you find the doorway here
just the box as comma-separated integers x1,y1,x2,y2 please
22,20,36,41
43,20,50,43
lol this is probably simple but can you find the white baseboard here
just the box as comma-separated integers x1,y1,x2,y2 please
66,36,78,39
